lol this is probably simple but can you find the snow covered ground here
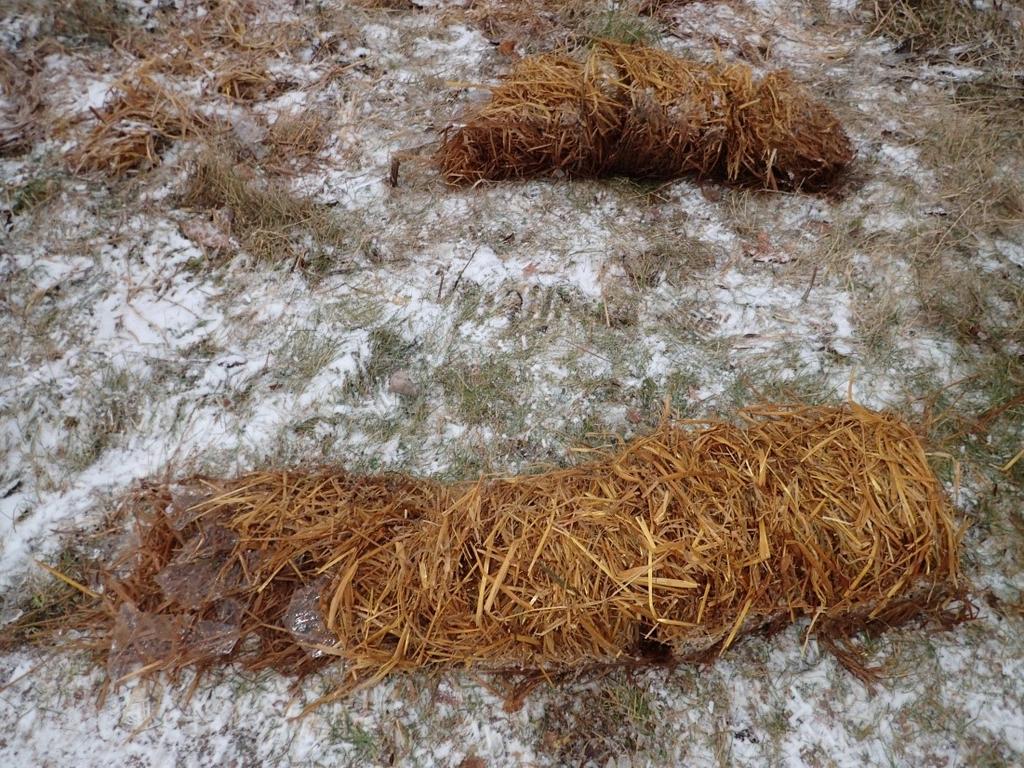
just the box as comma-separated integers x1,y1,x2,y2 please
0,0,1021,765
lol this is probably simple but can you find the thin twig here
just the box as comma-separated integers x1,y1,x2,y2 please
447,246,480,300
801,264,818,303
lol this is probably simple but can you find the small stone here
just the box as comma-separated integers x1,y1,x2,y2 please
388,370,419,397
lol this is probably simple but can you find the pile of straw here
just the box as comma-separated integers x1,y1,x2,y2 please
69,72,206,176
70,404,964,699
438,42,853,190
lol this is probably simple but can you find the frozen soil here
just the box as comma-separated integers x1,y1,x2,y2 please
0,0,1022,765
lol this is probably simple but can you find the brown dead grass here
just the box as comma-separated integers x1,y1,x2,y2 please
265,109,330,166
60,0,341,177
438,42,853,190
867,0,1024,66
464,1,669,50
68,72,208,175
19,404,970,707
214,63,275,101
0,51,42,157
214,61,293,102
53,0,134,49
351,0,420,9
909,93,1024,351
0,548,93,652
182,146,348,267
186,0,305,58
465,0,587,47
136,3,304,79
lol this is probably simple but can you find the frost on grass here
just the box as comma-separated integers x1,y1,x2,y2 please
1,0,1022,766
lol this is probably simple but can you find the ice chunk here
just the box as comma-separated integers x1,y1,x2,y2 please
154,525,242,608
283,583,333,658
107,603,184,680
188,600,244,657
164,484,210,530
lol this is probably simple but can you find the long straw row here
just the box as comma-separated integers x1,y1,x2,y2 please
438,42,853,190
81,404,964,697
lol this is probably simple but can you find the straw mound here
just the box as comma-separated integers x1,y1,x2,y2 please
80,404,965,699
438,42,853,190
69,73,206,175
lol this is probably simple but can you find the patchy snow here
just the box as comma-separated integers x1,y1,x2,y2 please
708,267,858,367
0,0,1022,765
997,236,1024,269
